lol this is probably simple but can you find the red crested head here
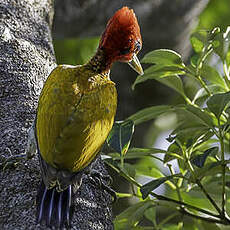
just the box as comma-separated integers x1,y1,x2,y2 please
99,7,143,74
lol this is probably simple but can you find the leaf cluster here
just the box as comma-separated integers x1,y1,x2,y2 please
104,27,230,229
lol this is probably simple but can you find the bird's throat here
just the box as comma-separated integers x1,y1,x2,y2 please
86,48,112,74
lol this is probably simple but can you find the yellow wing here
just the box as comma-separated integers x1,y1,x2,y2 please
36,65,117,172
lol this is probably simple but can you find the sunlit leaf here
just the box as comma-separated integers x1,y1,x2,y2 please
157,75,186,97
107,148,182,162
132,65,185,89
164,141,182,163
194,161,222,180
114,200,154,229
213,26,230,62
200,221,221,230
186,104,214,128
192,147,218,168
207,91,230,119
107,120,134,155
170,105,214,131
126,148,183,160
190,54,200,68
128,105,173,125
200,64,227,89
192,85,225,103
193,137,217,152
141,174,182,199
141,49,184,67
190,30,209,53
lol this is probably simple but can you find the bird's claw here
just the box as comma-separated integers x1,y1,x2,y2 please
88,170,117,202
0,154,27,171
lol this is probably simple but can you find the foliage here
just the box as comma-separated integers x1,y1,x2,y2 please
104,27,230,229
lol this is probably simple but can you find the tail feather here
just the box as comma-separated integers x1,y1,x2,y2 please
66,186,72,226
36,181,73,228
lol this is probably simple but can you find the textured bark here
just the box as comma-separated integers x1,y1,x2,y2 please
0,0,113,229
54,0,209,146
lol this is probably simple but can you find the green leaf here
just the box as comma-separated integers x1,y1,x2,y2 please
190,28,220,54
141,49,184,67
190,54,200,68
186,104,214,128
141,174,182,199
107,120,134,155
137,165,164,179
127,147,168,154
157,75,185,97
200,221,221,230
132,65,185,89
207,91,230,119
128,105,173,125
192,146,218,168
114,200,154,229
126,147,183,162
200,64,227,89
190,30,209,53
144,206,156,225
172,104,214,129
171,126,210,151
194,161,222,180
123,163,136,178
164,142,182,163
213,26,230,62
161,225,180,230
192,85,225,103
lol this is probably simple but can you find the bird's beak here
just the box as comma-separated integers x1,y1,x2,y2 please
128,53,144,75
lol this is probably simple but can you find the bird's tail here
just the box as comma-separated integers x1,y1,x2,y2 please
36,181,73,228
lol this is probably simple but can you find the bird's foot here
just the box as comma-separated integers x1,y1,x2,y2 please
0,153,27,171
88,170,117,202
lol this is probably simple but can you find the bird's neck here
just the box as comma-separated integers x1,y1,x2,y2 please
85,48,112,74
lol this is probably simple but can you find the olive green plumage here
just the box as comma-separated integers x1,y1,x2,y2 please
36,61,117,173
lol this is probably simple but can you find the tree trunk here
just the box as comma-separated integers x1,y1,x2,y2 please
0,0,113,229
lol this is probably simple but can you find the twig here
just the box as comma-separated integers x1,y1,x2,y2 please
106,161,221,218
219,120,226,216
196,179,222,215
180,207,230,225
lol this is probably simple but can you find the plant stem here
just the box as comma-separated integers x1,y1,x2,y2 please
158,213,178,228
180,207,230,225
120,154,124,169
197,75,212,97
196,179,222,215
105,160,230,224
186,157,222,215
223,62,230,90
219,119,226,216
106,162,220,218
168,164,182,202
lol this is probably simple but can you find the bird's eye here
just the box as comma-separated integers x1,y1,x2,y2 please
134,40,141,53
120,47,131,55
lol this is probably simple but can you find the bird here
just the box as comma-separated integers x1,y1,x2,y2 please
35,6,143,228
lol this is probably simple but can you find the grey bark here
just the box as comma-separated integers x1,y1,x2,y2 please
0,0,113,229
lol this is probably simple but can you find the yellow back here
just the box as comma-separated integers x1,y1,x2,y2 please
36,65,117,172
